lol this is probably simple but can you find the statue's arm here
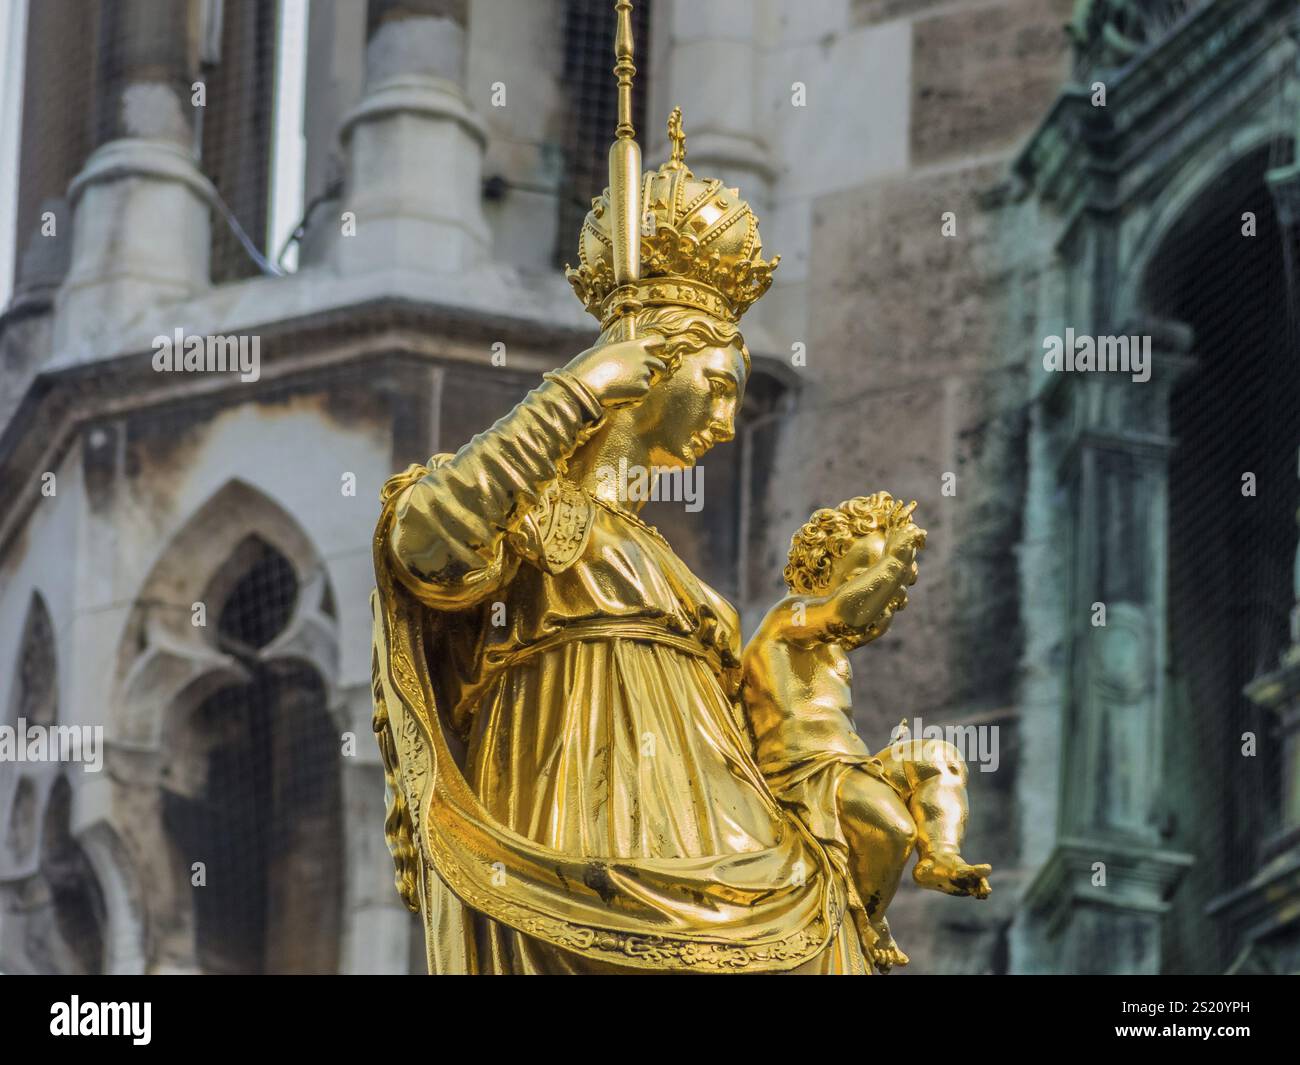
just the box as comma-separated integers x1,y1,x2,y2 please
387,371,605,609
807,557,910,635
796,521,925,640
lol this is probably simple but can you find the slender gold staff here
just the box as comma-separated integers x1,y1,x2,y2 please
607,0,641,339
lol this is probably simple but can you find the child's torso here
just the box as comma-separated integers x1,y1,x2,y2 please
746,641,873,774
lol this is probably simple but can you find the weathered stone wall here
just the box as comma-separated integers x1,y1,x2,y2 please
0,0,1077,976
753,0,1075,972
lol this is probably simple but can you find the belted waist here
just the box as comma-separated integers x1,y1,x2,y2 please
485,617,714,669
442,617,724,732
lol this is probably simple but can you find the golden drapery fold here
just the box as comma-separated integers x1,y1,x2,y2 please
370,378,867,973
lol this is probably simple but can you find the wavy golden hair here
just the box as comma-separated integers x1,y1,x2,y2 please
783,492,913,595
596,305,750,373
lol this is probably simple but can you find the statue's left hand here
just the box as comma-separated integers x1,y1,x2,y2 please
562,336,669,410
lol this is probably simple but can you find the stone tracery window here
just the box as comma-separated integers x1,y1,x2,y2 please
1,595,57,874
161,535,343,974
0,595,106,975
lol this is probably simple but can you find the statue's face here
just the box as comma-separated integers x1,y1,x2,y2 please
636,342,747,468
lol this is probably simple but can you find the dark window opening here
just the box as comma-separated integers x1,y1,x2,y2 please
166,541,340,974
1149,146,1298,972
165,662,342,975
216,536,300,653
38,779,106,975
199,0,279,283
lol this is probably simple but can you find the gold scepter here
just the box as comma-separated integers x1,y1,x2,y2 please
607,0,642,340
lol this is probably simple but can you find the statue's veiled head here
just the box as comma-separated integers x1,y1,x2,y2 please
597,305,748,468
565,109,778,468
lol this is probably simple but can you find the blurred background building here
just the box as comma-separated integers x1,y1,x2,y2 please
0,0,1297,974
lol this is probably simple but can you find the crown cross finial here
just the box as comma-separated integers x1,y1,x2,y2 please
667,107,687,170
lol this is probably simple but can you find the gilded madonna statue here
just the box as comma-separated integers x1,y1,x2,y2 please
370,1,988,974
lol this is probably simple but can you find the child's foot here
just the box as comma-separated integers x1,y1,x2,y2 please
913,853,992,898
868,916,909,973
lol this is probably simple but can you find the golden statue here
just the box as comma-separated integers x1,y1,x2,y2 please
370,1,989,974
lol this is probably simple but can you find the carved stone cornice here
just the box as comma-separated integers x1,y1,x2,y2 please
0,297,595,563
1026,835,1195,940
1017,0,1294,235
1208,847,1300,974
1068,2,1212,78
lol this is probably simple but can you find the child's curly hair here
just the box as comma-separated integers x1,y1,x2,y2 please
782,492,915,594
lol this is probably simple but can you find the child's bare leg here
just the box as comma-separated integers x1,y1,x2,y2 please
836,767,916,969
874,738,991,899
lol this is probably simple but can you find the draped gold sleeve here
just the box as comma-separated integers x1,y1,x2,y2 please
386,371,604,610
371,374,851,973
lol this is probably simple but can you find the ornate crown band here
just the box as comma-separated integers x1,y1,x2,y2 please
596,278,731,330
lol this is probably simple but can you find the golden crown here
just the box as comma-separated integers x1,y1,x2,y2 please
565,106,780,328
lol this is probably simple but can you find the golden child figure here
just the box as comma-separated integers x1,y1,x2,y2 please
742,495,993,971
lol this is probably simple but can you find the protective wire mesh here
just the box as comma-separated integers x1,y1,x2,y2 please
163,539,342,975
198,0,279,284
1148,143,1299,973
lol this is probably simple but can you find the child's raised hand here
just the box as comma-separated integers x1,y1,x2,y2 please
884,516,927,570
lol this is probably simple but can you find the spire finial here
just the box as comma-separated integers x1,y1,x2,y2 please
607,0,642,328
613,0,636,142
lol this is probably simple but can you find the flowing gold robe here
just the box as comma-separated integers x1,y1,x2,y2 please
371,373,868,973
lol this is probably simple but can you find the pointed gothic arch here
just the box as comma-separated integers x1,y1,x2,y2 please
0,593,115,974
109,478,344,974
1,592,59,881
1118,125,1296,327
112,477,341,751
